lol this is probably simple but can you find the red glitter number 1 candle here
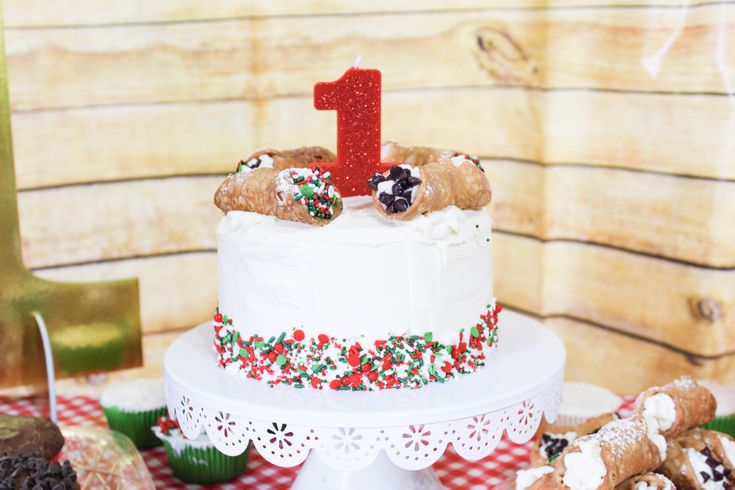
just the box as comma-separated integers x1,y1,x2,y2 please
314,64,392,197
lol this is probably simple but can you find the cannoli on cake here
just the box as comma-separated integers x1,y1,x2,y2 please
658,429,734,490
532,413,617,467
616,473,675,490
237,146,336,171
380,141,458,167
368,159,491,219
214,166,342,226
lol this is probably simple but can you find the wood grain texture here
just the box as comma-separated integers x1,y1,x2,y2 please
18,177,221,268
487,161,735,267
548,317,735,393
493,233,735,357
34,253,217,335
11,88,735,192
1,0,718,28
4,5,734,112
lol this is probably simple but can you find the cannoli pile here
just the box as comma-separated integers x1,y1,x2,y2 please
516,376,735,490
214,142,492,226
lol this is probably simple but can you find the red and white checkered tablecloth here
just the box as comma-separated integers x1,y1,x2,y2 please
0,395,636,489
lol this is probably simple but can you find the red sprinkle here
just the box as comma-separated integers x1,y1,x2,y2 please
318,334,329,344
329,379,341,390
213,313,223,323
293,329,305,341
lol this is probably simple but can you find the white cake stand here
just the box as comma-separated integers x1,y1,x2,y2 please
163,311,565,490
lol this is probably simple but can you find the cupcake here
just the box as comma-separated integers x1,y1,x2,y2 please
556,381,622,425
153,415,249,484
698,379,735,437
99,378,167,449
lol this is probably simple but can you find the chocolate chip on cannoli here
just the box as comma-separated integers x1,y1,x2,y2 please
532,413,617,467
369,158,491,220
616,473,675,490
658,429,734,490
214,166,342,226
634,376,717,442
239,146,336,172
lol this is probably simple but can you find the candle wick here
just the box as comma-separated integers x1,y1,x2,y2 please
353,55,362,68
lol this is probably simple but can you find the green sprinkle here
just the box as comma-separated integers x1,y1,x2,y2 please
471,326,479,338
311,364,324,373
268,336,275,344
548,453,560,463
276,354,288,366
277,332,285,344
423,332,433,343
239,348,249,358
300,184,314,197
255,340,265,349
294,384,304,389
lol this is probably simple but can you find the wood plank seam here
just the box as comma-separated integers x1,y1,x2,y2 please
2,1,728,29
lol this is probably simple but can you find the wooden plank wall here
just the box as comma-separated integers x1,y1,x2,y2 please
2,0,734,394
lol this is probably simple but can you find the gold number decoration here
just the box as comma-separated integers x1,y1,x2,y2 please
0,13,142,388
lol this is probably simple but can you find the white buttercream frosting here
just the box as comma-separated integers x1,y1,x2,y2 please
99,378,166,412
217,196,493,343
515,466,553,489
562,439,607,490
641,393,675,460
152,426,214,455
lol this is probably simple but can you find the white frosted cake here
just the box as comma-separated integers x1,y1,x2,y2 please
212,143,501,390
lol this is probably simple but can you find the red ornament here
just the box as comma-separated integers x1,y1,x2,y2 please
293,329,305,341
313,67,394,197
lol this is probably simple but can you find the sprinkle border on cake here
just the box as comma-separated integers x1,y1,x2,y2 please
212,303,501,391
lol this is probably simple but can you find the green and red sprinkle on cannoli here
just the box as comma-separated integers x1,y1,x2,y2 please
289,167,342,220
212,303,501,391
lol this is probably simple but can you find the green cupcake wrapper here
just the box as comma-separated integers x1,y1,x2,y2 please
702,415,735,438
161,441,249,484
102,405,167,449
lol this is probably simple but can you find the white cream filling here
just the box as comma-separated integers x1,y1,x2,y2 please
643,394,676,431
100,378,166,412
635,483,655,490
641,393,675,460
718,435,735,467
450,155,467,167
685,448,727,490
561,439,607,490
515,466,553,490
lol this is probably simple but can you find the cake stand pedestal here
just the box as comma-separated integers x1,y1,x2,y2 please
163,311,565,490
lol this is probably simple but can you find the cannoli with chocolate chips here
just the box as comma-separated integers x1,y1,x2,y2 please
368,159,491,219
658,429,734,490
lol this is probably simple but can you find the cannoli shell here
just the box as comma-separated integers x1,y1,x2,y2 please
634,376,717,438
527,416,663,490
381,141,456,166
658,428,734,489
214,167,341,226
616,473,675,490
373,160,492,220
245,146,336,170
531,413,617,467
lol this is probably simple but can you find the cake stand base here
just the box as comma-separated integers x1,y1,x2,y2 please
292,452,444,490
164,310,566,489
